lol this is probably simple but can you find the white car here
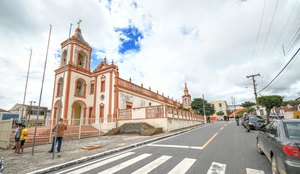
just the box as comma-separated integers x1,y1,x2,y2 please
216,116,224,121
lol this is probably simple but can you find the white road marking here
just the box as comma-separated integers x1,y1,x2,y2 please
97,153,152,174
168,158,196,174
131,155,172,174
147,143,203,149
207,162,226,174
246,168,265,174
65,152,135,174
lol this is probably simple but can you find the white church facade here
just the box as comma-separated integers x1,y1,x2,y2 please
50,26,203,132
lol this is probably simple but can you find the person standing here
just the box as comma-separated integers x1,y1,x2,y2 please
235,114,239,126
243,113,250,132
48,118,67,157
13,123,22,154
207,116,210,123
20,124,28,154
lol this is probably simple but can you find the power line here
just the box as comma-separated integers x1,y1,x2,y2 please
262,26,300,89
261,12,300,86
261,2,300,84
254,0,279,73
258,47,300,93
247,0,266,76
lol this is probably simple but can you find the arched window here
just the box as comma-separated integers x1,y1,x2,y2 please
61,50,67,67
76,51,86,68
101,75,106,92
75,79,86,97
56,78,63,97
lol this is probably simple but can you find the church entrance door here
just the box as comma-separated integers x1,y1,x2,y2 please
72,100,86,125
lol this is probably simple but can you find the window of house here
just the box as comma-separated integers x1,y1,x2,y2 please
90,83,94,94
61,50,67,66
75,79,86,97
149,102,152,106
100,104,104,122
219,103,222,108
101,76,105,92
56,78,63,97
126,102,132,109
76,52,86,68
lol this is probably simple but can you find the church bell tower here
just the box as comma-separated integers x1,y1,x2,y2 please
182,83,191,110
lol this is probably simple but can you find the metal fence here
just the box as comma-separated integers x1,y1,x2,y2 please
3,118,112,148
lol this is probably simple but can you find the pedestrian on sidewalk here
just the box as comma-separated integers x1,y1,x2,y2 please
20,124,28,154
243,113,250,132
13,123,22,154
235,114,239,126
207,116,210,123
49,118,67,157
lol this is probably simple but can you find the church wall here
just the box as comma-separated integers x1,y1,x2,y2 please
117,118,202,132
51,73,66,119
66,71,93,120
94,71,116,123
118,90,162,110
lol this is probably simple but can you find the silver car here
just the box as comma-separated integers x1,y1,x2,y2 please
256,119,300,174
0,157,3,174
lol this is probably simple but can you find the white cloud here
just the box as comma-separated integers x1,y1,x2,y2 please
0,0,299,110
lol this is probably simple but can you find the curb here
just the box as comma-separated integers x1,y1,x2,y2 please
28,124,204,174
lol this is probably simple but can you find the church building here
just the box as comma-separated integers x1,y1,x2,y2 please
50,26,202,132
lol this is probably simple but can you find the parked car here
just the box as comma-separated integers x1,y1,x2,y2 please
256,119,300,174
241,115,266,130
216,116,224,121
0,157,3,174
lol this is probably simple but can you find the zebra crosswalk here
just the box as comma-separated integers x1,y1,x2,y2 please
59,152,266,174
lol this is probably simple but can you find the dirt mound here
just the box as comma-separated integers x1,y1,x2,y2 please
104,122,163,136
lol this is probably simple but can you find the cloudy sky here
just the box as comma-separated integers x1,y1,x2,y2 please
0,0,300,110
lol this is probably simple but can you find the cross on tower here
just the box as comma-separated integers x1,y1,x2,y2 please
77,19,82,28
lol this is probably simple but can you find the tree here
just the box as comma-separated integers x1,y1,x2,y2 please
216,111,224,116
241,101,256,113
247,108,256,114
191,98,215,116
257,95,283,123
241,101,256,108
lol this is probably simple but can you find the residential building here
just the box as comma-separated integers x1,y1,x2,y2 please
210,100,229,116
9,103,48,121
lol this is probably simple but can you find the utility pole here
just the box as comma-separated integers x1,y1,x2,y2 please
202,94,207,123
246,73,260,115
28,101,36,119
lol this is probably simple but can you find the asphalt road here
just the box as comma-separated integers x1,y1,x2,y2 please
51,121,271,174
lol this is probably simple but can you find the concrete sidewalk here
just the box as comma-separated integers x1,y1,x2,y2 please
0,125,202,174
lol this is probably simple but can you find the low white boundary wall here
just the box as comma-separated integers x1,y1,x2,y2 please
117,117,203,132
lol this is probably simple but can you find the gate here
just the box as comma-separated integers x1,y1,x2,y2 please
0,119,13,149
